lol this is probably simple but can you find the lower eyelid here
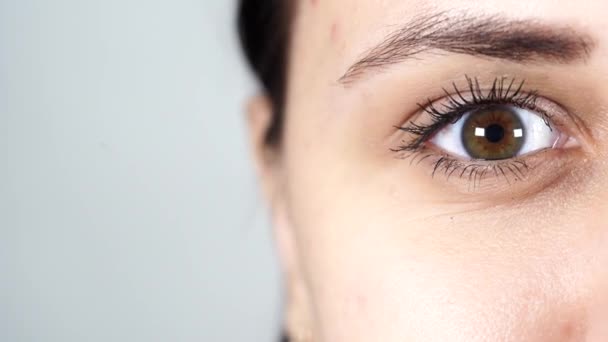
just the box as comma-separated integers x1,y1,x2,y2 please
400,146,583,200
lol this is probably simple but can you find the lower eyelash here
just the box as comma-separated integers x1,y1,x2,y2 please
399,149,531,189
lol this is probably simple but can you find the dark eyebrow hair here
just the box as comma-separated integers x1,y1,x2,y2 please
339,11,595,84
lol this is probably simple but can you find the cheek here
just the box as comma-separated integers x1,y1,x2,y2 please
282,142,607,341
290,209,597,341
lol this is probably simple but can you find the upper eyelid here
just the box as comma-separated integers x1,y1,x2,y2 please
418,77,555,126
422,76,538,111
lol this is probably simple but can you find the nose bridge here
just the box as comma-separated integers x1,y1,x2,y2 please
586,284,608,341
551,231,608,342
590,171,608,219
579,195,608,341
542,175,608,341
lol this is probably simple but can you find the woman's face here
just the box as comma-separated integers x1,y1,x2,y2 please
250,1,608,341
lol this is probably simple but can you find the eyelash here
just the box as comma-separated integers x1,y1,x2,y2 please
392,75,555,186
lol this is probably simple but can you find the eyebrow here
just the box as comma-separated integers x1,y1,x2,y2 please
339,11,595,84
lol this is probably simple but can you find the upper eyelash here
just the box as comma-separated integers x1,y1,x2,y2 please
392,75,552,153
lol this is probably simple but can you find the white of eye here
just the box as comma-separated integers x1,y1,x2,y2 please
430,107,560,160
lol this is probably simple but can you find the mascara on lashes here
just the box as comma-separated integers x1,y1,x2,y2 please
393,75,551,153
390,75,557,187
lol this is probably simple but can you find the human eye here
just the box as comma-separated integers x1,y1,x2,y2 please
392,76,584,192
430,102,572,161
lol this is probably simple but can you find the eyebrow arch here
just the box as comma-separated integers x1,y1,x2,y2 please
339,11,596,84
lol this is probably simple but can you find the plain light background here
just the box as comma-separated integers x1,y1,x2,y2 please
0,0,282,341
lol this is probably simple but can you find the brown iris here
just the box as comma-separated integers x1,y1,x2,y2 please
461,105,525,160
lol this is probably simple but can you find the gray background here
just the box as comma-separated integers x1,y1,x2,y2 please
0,0,281,341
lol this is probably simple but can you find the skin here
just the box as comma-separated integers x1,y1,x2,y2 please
247,1,608,341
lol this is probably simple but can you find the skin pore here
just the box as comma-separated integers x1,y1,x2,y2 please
247,1,608,341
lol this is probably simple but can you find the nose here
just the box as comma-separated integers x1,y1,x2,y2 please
581,192,608,341
557,174,608,341
508,166,608,342
587,293,608,341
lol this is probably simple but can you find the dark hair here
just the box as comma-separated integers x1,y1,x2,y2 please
238,3,294,341
237,0,293,146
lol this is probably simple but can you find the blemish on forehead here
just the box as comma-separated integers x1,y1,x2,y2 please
310,0,319,7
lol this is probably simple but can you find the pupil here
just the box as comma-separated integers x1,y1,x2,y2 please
485,124,504,143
